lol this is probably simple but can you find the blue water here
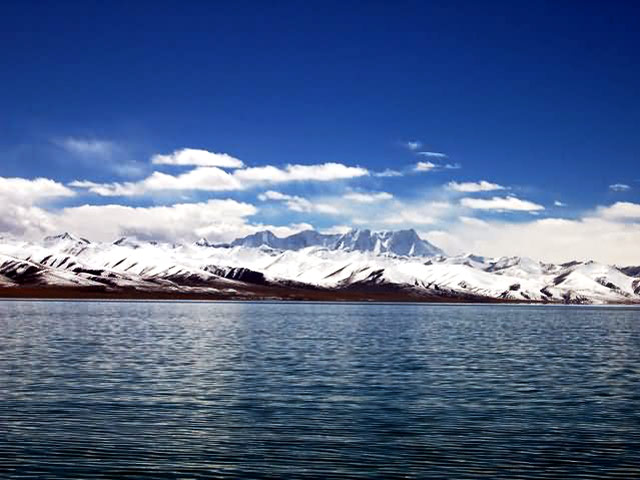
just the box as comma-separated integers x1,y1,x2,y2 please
0,301,639,479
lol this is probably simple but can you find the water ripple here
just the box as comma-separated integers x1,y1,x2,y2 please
1,301,639,479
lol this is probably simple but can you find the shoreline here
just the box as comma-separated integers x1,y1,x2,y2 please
2,286,638,306
0,285,513,304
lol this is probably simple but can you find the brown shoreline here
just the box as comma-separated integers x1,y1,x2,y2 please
2,288,638,305
0,285,508,303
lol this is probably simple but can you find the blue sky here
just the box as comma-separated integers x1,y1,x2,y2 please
1,1,639,263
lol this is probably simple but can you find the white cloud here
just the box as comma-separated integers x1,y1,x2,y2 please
0,177,76,239
417,151,447,158
421,230,454,249
58,138,115,156
0,205,49,239
235,162,368,183
151,148,244,168
0,177,76,205
5,173,640,264
439,212,640,265
374,200,454,227
144,169,243,191
596,201,640,220
0,199,257,243
458,216,489,227
70,167,242,196
68,180,111,191
609,183,631,192
554,200,567,207
266,223,315,238
414,161,437,172
343,191,393,203
447,180,506,193
380,211,437,225
55,137,144,178
413,161,460,172
373,169,404,177
460,196,544,212
54,200,258,242
257,190,290,201
321,225,353,235
443,163,462,170
258,191,338,214
0,184,316,243
404,140,422,151
233,165,289,183
257,191,456,231
71,162,369,196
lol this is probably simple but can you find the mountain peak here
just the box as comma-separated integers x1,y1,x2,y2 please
195,237,212,247
113,236,144,248
43,232,90,244
229,228,444,257
230,230,279,248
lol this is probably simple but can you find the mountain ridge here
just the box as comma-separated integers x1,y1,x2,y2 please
225,228,444,257
0,231,638,304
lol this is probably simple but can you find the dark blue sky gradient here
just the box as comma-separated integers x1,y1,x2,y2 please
1,1,638,212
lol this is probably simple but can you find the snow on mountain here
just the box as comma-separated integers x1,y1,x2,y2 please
0,231,637,304
228,228,444,257
195,237,213,247
230,230,286,249
0,252,104,288
42,232,92,256
551,261,640,302
43,232,90,245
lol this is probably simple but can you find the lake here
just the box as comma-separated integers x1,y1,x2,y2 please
1,301,639,479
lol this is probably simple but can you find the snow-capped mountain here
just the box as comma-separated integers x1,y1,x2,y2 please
0,230,638,304
227,228,444,257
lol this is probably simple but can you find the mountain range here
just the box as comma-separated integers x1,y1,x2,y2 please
1,229,638,304
225,228,444,257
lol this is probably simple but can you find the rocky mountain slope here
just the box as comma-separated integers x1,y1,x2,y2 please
0,230,638,304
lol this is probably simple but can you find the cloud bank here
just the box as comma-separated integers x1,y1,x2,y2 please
428,204,640,265
71,162,369,196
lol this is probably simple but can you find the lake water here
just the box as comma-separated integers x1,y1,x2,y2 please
1,301,639,479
